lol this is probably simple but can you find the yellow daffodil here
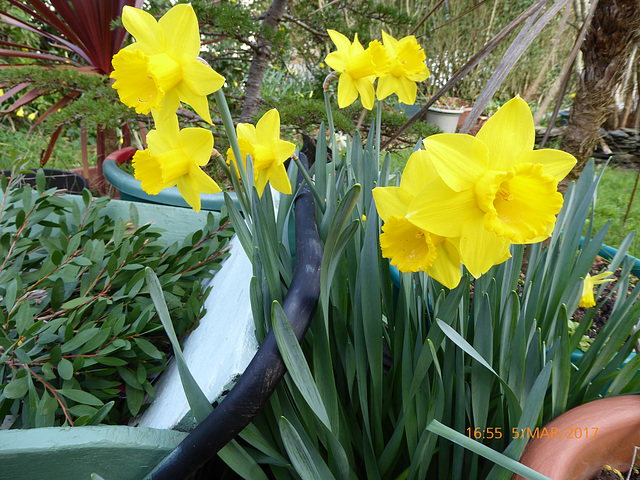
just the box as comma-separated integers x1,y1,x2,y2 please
406,97,576,278
16,107,25,117
579,271,614,308
28,112,36,121
373,150,462,289
324,30,389,109
376,31,430,105
226,109,295,197
132,111,220,212
110,4,224,124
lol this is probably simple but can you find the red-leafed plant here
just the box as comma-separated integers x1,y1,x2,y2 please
0,0,143,183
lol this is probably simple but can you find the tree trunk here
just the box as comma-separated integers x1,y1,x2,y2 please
560,0,640,184
240,0,288,122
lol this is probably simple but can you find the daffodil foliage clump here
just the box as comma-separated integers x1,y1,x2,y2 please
0,173,232,427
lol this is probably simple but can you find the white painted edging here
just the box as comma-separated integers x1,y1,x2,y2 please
137,235,258,430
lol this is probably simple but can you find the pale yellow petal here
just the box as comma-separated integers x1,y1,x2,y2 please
237,123,259,144
395,75,418,105
159,4,200,60
179,127,214,166
256,109,280,145
517,149,577,183
422,134,489,191
459,215,511,278
272,140,296,165
122,6,162,54
173,82,213,124
176,175,202,212
189,163,221,194
266,163,292,195
476,96,535,172
355,77,375,110
337,74,358,108
426,238,462,289
376,75,397,101
325,51,347,73
181,60,225,95
406,178,479,237
328,30,352,53
399,150,437,197
372,186,413,221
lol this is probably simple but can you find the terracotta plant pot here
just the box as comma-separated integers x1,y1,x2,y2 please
513,396,640,480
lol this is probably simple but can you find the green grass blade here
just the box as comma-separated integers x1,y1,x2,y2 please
218,439,270,480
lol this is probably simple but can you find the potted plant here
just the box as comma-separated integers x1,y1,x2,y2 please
425,96,467,133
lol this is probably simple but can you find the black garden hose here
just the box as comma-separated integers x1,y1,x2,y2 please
147,153,322,480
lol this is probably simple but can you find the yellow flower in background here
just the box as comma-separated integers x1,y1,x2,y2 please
324,30,389,109
373,150,462,289
406,97,576,278
16,107,25,117
376,31,430,105
28,112,36,121
226,109,296,197
132,111,220,212
579,271,614,308
110,4,224,124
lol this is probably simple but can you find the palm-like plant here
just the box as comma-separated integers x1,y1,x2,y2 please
0,0,143,180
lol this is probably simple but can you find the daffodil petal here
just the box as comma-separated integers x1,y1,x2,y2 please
376,75,397,101
399,150,437,197
459,215,511,278
328,30,352,53
406,178,478,237
422,134,489,191
182,60,225,96
159,4,200,60
325,51,347,73
266,164,292,195
475,96,535,172
173,82,213,124
255,169,269,197
272,140,296,165
517,148,577,183
337,74,358,108
237,123,258,144
189,163,221,193
372,186,413,221
355,77,375,110
122,6,162,54
426,239,462,289
176,175,202,212
256,109,281,145
179,127,213,166
396,76,418,105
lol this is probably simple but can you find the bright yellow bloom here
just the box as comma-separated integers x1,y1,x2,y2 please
373,151,462,289
226,109,295,197
324,30,389,109
406,97,576,277
28,112,36,121
110,4,224,124
132,111,220,212
376,31,430,105
16,107,24,117
579,271,614,308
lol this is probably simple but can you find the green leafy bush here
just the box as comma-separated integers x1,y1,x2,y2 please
0,172,232,428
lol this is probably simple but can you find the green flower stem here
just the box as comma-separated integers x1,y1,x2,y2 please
323,73,339,159
292,155,325,213
214,89,250,211
375,99,382,165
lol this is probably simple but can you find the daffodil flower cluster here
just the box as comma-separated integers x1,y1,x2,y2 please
324,30,429,109
110,4,294,210
373,97,577,289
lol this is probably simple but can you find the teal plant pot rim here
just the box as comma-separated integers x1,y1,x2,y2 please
103,154,239,212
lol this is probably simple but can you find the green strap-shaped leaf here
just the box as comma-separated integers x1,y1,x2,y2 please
145,267,213,423
279,416,336,480
272,301,331,430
